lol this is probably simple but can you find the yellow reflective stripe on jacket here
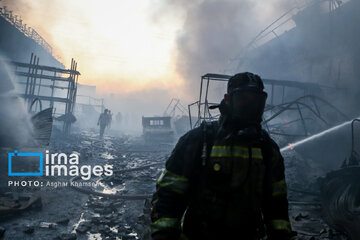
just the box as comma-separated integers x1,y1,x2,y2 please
251,148,262,159
157,169,189,194
272,179,287,197
271,219,292,232
210,146,262,159
151,217,180,234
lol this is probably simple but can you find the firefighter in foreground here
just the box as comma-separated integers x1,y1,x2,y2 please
151,72,295,240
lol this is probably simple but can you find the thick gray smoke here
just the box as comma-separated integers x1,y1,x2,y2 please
152,0,360,120
101,88,175,134
151,0,296,96
0,56,34,148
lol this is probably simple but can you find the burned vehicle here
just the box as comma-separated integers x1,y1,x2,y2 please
142,116,174,142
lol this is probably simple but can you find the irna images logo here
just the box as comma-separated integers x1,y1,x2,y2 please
8,150,113,180
8,150,43,176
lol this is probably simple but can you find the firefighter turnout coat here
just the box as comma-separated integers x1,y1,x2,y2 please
151,121,293,240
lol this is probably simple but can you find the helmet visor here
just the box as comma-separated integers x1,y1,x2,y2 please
230,90,267,124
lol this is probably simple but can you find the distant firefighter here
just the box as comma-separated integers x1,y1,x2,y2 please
98,109,109,138
116,112,122,126
107,110,113,129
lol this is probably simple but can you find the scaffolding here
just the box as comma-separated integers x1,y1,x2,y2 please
10,53,80,134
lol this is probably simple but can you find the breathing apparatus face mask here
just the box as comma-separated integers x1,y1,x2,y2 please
229,89,267,125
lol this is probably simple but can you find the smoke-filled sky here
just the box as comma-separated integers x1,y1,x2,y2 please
1,0,307,125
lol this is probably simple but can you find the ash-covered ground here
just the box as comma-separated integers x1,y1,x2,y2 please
0,129,350,240
0,129,172,240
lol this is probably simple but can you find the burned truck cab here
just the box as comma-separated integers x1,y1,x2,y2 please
142,116,174,142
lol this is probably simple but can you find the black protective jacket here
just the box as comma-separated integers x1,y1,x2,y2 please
151,120,293,240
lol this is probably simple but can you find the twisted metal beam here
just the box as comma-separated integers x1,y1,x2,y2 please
321,167,360,240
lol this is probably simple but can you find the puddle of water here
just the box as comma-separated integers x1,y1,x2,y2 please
88,233,102,240
88,225,122,240
72,212,86,234
95,179,126,194
81,140,92,145
101,152,115,160
102,188,117,194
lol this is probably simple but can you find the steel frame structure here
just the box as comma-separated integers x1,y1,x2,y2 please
231,0,348,72
10,53,80,134
188,73,325,129
75,95,104,116
163,98,187,119
263,95,348,138
188,73,348,143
